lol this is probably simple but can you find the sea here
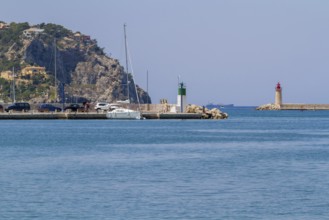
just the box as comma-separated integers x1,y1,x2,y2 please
1,107,329,219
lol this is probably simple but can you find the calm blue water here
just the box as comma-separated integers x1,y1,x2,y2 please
1,107,329,219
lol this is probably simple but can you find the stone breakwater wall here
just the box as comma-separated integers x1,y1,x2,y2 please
186,104,229,119
256,104,280,110
257,103,329,110
281,104,329,110
142,113,202,119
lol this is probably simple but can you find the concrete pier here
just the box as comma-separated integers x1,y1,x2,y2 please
280,104,329,110
0,112,203,120
0,112,107,120
257,103,329,111
142,112,202,119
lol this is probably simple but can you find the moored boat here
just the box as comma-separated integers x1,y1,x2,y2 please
106,107,141,119
106,24,142,120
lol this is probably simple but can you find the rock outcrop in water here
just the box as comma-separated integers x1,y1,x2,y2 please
256,104,280,110
186,104,229,119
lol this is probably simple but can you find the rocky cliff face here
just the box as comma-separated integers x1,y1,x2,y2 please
0,22,151,104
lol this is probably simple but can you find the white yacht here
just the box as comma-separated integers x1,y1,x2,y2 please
106,106,141,120
106,24,142,120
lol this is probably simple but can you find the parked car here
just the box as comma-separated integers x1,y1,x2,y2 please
38,103,62,112
64,104,85,112
5,102,30,112
94,102,110,111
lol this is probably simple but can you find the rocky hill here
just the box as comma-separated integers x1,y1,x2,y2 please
0,22,151,104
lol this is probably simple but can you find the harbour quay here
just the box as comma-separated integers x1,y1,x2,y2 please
0,112,107,120
143,112,202,119
0,111,202,120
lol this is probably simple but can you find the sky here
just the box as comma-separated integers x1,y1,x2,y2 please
2,0,329,106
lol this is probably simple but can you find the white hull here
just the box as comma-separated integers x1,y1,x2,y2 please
106,108,141,120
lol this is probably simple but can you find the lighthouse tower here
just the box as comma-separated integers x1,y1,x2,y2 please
275,82,282,106
177,82,187,113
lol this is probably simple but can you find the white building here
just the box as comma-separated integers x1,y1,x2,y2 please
23,27,44,38
0,22,9,30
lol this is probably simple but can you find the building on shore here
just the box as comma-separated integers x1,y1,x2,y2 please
0,22,9,30
21,65,47,77
0,71,14,80
0,65,48,84
23,27,44,39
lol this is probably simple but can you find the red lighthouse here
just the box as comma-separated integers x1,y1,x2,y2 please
275,82,282,106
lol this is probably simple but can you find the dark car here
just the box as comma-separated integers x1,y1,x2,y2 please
64,104,85,112
38,103,62,112
5,102,31,112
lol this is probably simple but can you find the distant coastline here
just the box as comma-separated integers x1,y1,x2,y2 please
206,103,234,109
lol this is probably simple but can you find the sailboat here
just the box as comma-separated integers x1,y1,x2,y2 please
106,24,142,120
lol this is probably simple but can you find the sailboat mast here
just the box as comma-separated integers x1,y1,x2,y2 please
124,24,129,102
147,70,149,103
54,38,57,102
12,66,16,103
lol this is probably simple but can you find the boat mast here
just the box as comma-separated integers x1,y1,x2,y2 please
147,70,149,103
12,66,16,103
54,38,57,102
124,23,129,102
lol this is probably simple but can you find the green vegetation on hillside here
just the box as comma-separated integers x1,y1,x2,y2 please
0,22,29,53
0,73,55,102
39,23,72,44
0,60,21,72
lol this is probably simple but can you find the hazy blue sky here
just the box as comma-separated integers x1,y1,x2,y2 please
2,0,329,106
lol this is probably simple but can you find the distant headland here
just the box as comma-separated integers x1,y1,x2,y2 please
0,21,150,104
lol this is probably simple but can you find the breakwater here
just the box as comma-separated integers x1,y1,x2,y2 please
281,104,329,110
257,82,329,111
143,112,202,119
0,112,203,120
257,103,329,111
